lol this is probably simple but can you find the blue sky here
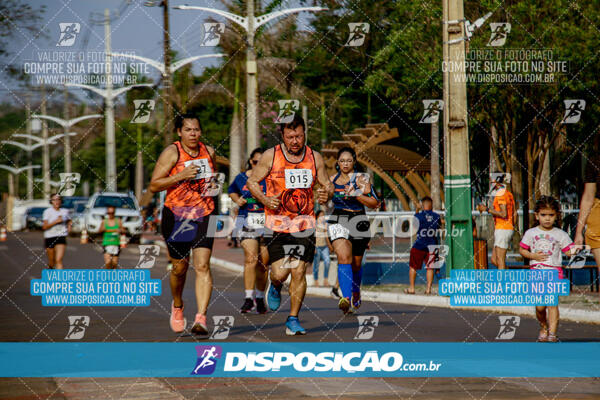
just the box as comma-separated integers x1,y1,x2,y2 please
2,0,312,101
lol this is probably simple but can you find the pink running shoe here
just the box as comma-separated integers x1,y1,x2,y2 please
191,313,209,335
170,302,186,333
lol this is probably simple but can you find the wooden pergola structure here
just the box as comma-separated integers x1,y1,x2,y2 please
321,123,442,210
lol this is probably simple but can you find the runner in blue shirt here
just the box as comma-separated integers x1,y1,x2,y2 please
228,148,269,314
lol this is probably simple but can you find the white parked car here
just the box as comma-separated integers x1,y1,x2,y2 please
84,192,143,240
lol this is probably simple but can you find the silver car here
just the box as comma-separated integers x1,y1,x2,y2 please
84,192,143,240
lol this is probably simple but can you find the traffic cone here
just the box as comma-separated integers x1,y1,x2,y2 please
0,226,6,242
120,234,128,248
80,229,88,244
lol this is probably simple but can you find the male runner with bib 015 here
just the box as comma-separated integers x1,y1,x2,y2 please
247,114,333,335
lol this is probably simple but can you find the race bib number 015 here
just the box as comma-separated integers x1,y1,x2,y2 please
246,212,265,229
284,169,312,189
184,158,212,180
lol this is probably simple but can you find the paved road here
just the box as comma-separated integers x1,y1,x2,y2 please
0,232,599,399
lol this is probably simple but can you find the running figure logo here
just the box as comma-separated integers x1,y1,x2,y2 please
169,218,196,242
136,245,160,268
344,23,370,47
201,23,225,46
275,100,299,124
56,23,80,47
131,100,155,123
58,173,80,196
496,316,520,340
567,245,591,269
65,316,90,340
426,245,449,269
191,345,222,375
487,23,511,47
561,100,586,124
420,100,444,124
282,244,305,269
210,316,234,339
354,316,379,340
488,172,510,198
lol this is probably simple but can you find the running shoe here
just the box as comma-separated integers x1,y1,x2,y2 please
285,316,306,335
240,298,255,313
267,283,282,311
330,287,341,299
191,313,209,335
255,298,267,314
338,297,351,314
352,294,361,309
170,302,186,333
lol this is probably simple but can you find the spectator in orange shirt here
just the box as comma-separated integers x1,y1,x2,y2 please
478,175,518,269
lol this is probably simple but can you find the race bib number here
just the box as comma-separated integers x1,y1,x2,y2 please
285,169,312,189
246,212,265,229
184,158,212,180
105,245,119,256
328,223,350,241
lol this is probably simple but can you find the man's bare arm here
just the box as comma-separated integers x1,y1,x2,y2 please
247,148,274,207
314,151,334,200
575,183,596,244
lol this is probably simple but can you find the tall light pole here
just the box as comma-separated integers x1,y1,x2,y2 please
0,165,41,198
442,0,473,273
65,82,153,191
31,114,102,174
143,0,174,146
174,4,327,155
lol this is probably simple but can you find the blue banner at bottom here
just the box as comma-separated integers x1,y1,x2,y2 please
0,342,598,377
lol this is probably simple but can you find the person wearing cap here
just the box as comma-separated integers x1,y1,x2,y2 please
478,174,518,269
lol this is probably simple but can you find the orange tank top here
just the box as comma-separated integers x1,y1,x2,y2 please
265,144,316,233
164,141,215,219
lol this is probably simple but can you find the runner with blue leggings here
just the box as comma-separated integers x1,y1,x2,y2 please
327,147,379,314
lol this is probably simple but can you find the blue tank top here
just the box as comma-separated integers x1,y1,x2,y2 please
331,172,376,212
227,172,266,217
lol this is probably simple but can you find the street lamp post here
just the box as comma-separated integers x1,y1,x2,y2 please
31,114,102,174
65,83,153,191
174,4,327,155
0,165,41,198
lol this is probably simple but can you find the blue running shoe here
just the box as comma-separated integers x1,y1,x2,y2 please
351,294,361,310
285,316,306,336
267,283,282,311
